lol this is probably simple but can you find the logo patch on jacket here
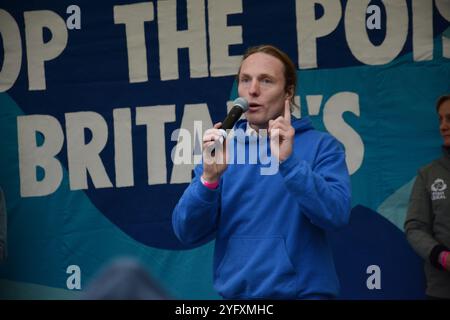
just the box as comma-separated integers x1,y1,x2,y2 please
431,178,447,200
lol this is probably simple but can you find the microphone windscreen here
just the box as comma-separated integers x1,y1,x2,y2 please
233,97,249,112
221,97,249,130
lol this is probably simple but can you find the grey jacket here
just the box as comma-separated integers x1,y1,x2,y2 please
404,148,450,298
0,187,6,262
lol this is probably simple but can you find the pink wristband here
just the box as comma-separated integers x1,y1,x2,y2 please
441,251,449,268
200,176,219,190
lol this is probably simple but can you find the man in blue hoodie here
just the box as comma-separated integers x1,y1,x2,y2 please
172,45,351,299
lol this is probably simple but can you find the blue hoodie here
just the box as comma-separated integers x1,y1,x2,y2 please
172,117,351,299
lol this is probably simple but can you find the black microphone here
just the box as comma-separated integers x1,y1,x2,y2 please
221,97,249,130
206,97,248,154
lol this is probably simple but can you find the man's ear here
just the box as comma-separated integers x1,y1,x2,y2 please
285,85,294,100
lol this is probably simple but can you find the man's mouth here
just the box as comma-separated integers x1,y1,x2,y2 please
248,103,262,111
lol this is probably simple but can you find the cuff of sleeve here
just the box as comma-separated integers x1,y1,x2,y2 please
279,151,304,178
430,244,449,270
194,178,221,204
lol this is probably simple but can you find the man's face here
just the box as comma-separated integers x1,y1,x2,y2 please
439,100,450,147
238,52,291,130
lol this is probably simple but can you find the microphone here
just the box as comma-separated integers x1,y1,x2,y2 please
221,97,249,130
206,97,248,154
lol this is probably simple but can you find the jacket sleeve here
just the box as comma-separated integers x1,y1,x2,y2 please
279,135,351,231
172,164,220,246
404,172,448,268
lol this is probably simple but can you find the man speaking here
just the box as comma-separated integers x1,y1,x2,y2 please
172,45,351,299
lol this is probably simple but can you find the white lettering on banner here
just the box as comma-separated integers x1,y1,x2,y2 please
295,0,342,69
136,105,176,185
1,2,449,91
113,0,243,82
323,92,364,175
113,108,134,187
24,10,68,90
412,0,433,61
306,95,323,116
0,10,22,92
158,0,208,80
65,112,113,190
208,0,243,77
170,104,212,184
113,2,155,83
293,96,302,118
436,0,450,58
17,115,64,197
17,94,365,197
345,0,408,65
294,0,449,68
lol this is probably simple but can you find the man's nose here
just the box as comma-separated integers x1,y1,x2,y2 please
249,80,260,96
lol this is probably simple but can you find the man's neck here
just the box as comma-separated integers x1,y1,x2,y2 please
248,122,268,132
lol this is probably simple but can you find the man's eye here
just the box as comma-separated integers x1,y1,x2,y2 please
240,78,250,83
261,78,272,84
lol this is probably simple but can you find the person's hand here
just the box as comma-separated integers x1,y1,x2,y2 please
202,122,228,182
268,100,295,162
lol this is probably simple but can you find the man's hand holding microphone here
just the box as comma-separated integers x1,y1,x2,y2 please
201,98,248,186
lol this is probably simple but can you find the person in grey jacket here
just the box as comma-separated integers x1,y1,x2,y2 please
0,187,7,262
405,94,450,299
